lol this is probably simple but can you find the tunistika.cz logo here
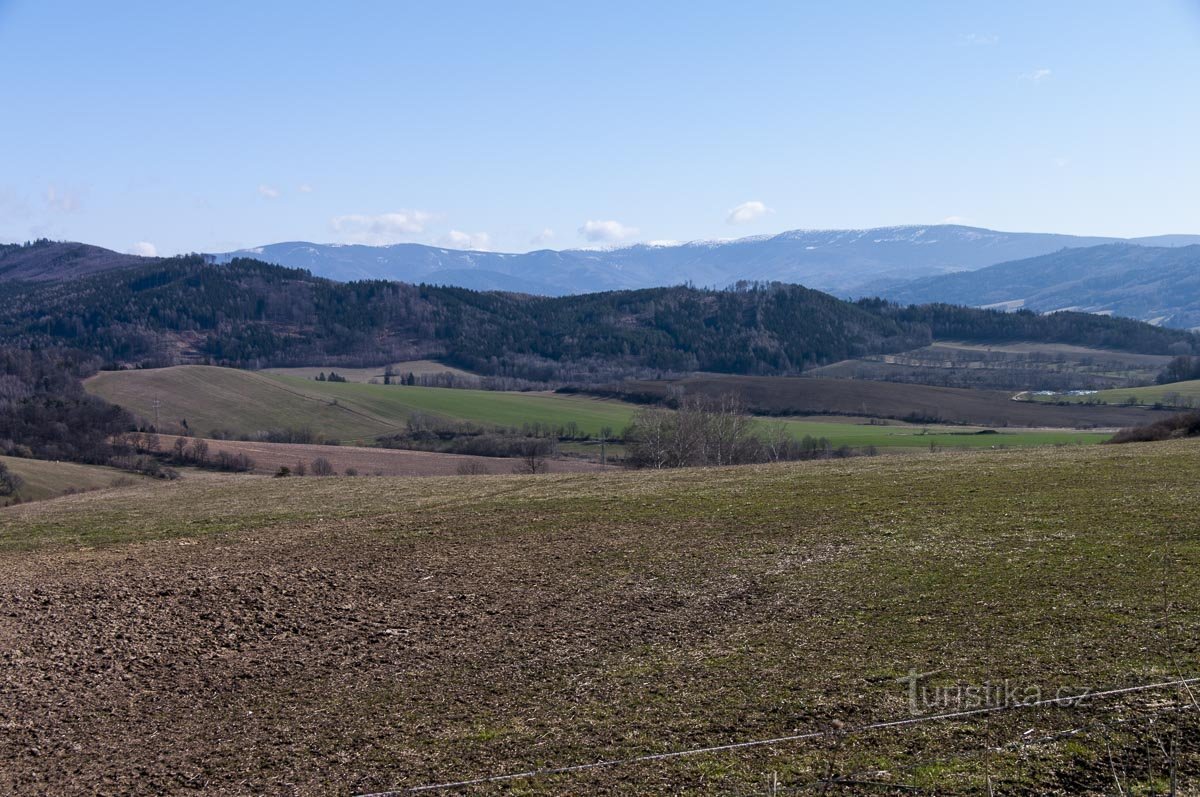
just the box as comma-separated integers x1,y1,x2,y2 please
897,669,1093,715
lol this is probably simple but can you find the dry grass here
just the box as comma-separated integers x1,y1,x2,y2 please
0,442,1198,794
0,454,153,503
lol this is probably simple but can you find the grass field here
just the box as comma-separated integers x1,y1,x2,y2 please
88,366,1112,452
0,455,153,503
1025,378,1200,408
1,441,1197,793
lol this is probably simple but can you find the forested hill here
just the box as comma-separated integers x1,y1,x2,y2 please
0,255,1196,381
0,239,156,281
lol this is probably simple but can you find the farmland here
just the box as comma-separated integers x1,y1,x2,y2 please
0,455,154,503
153,435,608,477
1024,378,1200,408
86,366,1113,452
809,340,1173,390
615,374,1165,429
1,440,1197,794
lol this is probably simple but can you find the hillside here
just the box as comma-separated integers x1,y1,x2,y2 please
2,441,1197,793
1024,378,1200,408
0,239,155,281
609,374,1166,428
86,365,1111,450
4,253,1197,383
0,455,153,503
879,243,1200,329
217,225,1200,296
152,435,606,476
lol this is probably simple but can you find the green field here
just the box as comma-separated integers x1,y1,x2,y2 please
2,441,1197,793
1025,378,1200,408
87,365,1111,451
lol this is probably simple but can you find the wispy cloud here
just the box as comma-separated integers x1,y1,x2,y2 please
438,229,492,251
1020,68,1052,84
129,241,158,257
530,227,555,246
939,215,973,225
330,210,435,245
960,33,999,46
579,219,639,243
258,184,281,199
298,184,314,194
726,200,773,225
45,185,81,213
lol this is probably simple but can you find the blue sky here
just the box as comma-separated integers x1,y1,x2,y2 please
2,1,1199,256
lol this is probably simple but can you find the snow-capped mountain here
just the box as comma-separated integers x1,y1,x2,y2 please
214,226,1200,297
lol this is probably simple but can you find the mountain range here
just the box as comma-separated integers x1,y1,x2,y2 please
216,225,1200,298
7,225,1200,331
877,243,1200,329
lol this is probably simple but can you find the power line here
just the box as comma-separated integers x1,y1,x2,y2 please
356,676,1200,796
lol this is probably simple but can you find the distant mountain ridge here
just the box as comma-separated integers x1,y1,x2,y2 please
878,243,1200,330
216,225,1200,297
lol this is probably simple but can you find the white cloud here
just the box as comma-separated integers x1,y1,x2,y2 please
330,210,435,245
726,200,773,225
298,184,313,193
939,215,972,225
1021,68,1052,84
129,241,158,257
530,227,555,246
438,229,492,251
45,185,80,213
258,184,281,199
578,219,639,243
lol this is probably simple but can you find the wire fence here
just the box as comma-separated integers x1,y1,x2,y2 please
356,676,1200,796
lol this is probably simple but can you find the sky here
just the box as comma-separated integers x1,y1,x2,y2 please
1,0,1199,256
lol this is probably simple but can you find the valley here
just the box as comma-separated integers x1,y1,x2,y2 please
85,365,1114,455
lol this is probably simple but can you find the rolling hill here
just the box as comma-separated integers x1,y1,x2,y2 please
879,243,1200,329
86,365,1112,450
2,440,1197,793
5,252,1197,382
608,373,1166,428
0,455,153,503
217,225,1200,296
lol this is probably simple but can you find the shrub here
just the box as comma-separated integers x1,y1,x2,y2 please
1108,410,1200,444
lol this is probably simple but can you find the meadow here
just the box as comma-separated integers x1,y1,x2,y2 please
1,440,1197,794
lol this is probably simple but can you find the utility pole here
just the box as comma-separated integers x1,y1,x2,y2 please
153,397,160,430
